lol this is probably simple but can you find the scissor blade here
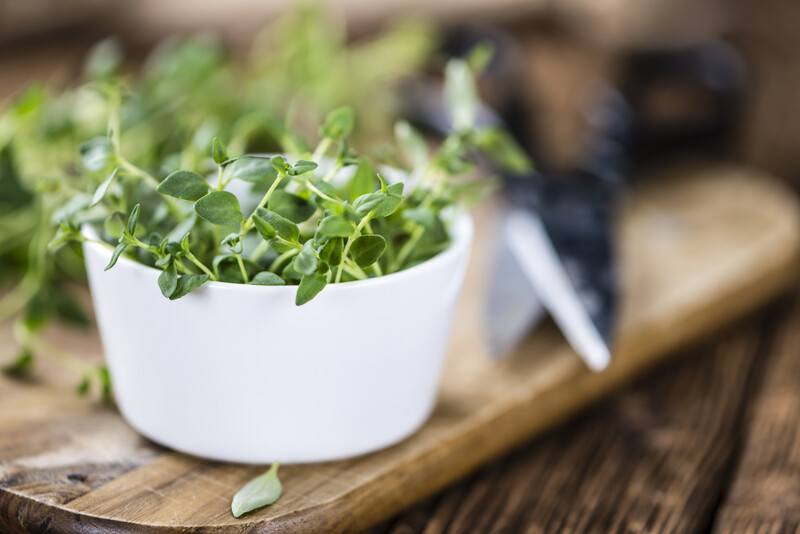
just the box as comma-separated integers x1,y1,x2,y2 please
486,219,545,359
505,209,611,371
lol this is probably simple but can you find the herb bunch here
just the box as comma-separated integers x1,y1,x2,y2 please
0,5,433,377
50,52,530,305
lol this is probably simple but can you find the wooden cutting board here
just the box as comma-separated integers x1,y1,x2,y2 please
1,164,799,533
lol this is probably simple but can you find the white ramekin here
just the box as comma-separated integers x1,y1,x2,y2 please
83,214,472,463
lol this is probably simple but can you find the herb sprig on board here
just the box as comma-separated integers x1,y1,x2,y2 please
50,53,531,305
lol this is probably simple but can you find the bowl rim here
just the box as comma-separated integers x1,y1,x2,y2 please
82,212,474,295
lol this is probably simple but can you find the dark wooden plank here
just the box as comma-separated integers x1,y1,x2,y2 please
375,310,779,533
714,297,800,532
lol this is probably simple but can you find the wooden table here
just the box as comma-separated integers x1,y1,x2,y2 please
4,37,800,534
368,294,800,533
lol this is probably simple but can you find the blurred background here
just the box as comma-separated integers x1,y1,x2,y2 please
1,0,798,175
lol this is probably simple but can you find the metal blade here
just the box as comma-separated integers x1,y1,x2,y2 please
505,209,612,371
485,216,545,359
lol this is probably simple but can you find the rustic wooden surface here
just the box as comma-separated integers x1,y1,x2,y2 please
0,166,798,533
371,301,792,534
714,297,800,532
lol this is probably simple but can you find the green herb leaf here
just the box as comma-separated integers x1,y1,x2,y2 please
348,160,377,201
252,213,277,240
394,121,428,170
231,464,282,518
10,84,44,117
126,204,141,235
211,137,227,165
195,191,243,227
352,182,403,217
320,106,355,140
76,373,91,396
2,348,34,378
105,242,128,270
444,58,478,132
292,240,318,276
309,176,342,201
250,272,285,285
290,160,318,176
85,38,123,80
80,137,114,172
213,253,235,273
254,208,299,242
22,293,49,333
466,41,495,74
91,168,119,206
51,195,91,226
316,215,353,238
435,136,473,174
319,237,343,265
372,182,403,217
154,254,172,268
48,224,79,253
268,190,316,223
169,274,210,300
222,156,277,185
352,191,384,216
97,364,113,404
158,262,178,298
103,212,125,239
158,170,210,201
221,232,243,254
473,127,532,174
271,155,289,175
296,272,327,305
350,234,386,267
403,207,436,229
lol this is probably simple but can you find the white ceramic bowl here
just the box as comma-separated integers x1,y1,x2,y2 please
83,214,473,464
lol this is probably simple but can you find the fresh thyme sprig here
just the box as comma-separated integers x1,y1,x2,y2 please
49,53,531,306
0,5,434,377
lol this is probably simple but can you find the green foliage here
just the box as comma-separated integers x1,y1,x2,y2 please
445,59,478,132
76,364,114,404
267,190,315,223
0,4,435,374
231,464,282,518
296,272,327,305
1,349,34,378
473,127,534,175
350,234,386,267
169,274,210,300
317,215,353,238
250,271,285,285
48,51,529,306
195,191,243,227
320,106,355,140
211,137,227,165
157,170,210,201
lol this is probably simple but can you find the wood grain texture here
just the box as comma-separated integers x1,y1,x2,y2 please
714,297,800,532
373,312,776,533
0,165,799,533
